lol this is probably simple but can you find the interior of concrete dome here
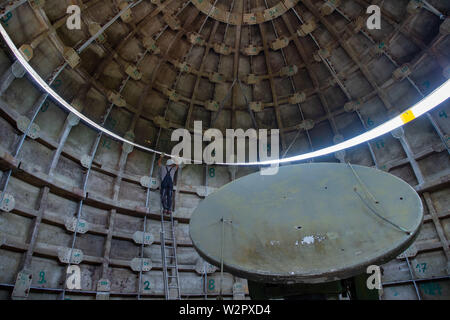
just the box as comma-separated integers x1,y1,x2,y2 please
0,0,448,300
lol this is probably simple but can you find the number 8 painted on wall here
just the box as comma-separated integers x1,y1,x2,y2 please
208,279,215,291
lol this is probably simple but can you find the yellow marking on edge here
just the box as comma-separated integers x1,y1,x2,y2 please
400,110,416,124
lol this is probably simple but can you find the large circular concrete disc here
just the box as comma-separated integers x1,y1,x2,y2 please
189,163,423,284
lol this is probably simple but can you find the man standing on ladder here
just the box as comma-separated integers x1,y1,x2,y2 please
158,153,179,215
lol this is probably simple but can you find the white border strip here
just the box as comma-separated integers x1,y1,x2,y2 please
253,79,450,166
1,22,449,166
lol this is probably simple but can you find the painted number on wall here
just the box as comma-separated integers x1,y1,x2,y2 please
38,271,47,284
209,168,215,178
0,12,12,26
420,282,442,296
41,101,50,113
102,139,111,150
208,279,215,291
105,118,117,130
144,280,150,290
375,139,385,149
416,263,427,273
51,80,62,90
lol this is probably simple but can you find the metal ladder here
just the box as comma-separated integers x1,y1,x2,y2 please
202,263,209,299
160,209,181,299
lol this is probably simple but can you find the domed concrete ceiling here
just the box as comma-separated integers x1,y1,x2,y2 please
0,0,448,300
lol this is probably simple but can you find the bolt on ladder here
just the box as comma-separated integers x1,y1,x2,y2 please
160,210,181,299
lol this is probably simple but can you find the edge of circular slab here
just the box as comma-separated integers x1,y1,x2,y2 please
189,163,423,284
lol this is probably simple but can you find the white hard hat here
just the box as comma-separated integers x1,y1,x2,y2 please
166,159,175,166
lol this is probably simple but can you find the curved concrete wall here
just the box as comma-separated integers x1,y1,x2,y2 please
0,0,448,300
